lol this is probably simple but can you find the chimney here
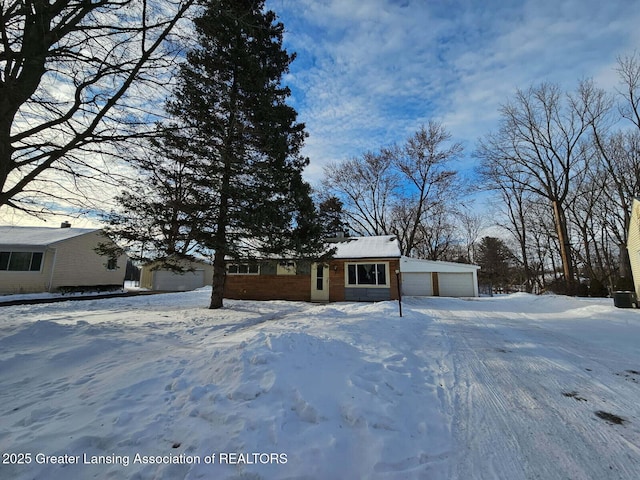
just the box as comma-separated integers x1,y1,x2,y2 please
61,221,71,228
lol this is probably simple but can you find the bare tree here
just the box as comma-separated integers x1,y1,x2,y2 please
478,136,541,292
322,123,462,258
566,164,615,290
593,52,640,284
617,51,640,131
0,0,195,215
388,122,461,256
457,209,486,264
411,202,458,261
322,151,399,236
477,81,608,293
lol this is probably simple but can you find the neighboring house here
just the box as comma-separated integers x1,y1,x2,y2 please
225,235,402,302
628,198,640,299
0,224,127,294
139,257,214,291
400,256,480,297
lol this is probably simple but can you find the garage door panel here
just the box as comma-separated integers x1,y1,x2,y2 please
402,273,433,296
153,270,205,291
438,273,474,297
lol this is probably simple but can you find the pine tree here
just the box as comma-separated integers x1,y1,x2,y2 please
317,197,350,237
476,236,515,294
163,0,322,308
103,128,207,267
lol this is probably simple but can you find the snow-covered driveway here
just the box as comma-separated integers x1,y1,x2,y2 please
413,295,640,479
0,290,639,479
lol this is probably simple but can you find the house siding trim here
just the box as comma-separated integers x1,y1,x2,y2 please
628,198,640,298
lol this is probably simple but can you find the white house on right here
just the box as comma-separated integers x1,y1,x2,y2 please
628,198,640,299
400,256,480,297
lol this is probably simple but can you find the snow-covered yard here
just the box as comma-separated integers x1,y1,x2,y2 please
1,289,639,479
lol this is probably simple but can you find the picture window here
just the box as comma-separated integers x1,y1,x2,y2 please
346,263,387,286
0,251,43,271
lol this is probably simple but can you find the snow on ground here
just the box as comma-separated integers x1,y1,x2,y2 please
0,289,639,479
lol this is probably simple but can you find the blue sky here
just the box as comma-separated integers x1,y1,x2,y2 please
5,0,640,228
267,0,640,184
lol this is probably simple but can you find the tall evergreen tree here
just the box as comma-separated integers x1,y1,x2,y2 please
164,0,322,308
103,129,206,267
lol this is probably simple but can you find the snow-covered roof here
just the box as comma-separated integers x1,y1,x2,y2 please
331,235,401,259
0,226,99,248
225,235,401,261
400,256,480,273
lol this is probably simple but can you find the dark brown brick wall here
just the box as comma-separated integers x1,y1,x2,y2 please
224,274,311,302
328,260,345,302
224,258,400,302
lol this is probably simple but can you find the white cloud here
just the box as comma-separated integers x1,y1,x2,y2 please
269,0,640,184
8,0,640,224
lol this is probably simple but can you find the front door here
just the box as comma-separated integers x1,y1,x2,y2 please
310,263,330,302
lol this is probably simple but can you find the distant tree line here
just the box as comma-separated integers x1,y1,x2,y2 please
3,0,639,299
321,55,640,296
477,54,640,295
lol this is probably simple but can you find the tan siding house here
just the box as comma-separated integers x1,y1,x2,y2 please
628,198,640,299
0,225,127,294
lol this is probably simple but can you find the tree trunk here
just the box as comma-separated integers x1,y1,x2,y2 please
552,200,575,293
209,188,230,309
209,250,226,309
0,119,11,197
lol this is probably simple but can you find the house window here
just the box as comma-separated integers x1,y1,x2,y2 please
316,264,324,290
227,263,259,275
346,263,388,286
277,261,296,275
0,251,44,272
106,257,118,271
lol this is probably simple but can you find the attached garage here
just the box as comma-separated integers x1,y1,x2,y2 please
402,272,434,296
400,256,480,297
438,272,476,297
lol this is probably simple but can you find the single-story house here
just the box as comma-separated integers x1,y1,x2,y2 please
141,235,481,301
139,257,214,291
0,224,127,294
224,235,402,302
628,198,640,299
400,256,480,297
225,235,480,301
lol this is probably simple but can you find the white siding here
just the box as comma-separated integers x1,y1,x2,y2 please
152,270,206,291
438,273,476,297
402,273,433,296
140,259,213,291
399,256,480,297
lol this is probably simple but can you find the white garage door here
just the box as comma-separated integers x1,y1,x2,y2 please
438,273,475,297
402,273,433,296
153,270,205,291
